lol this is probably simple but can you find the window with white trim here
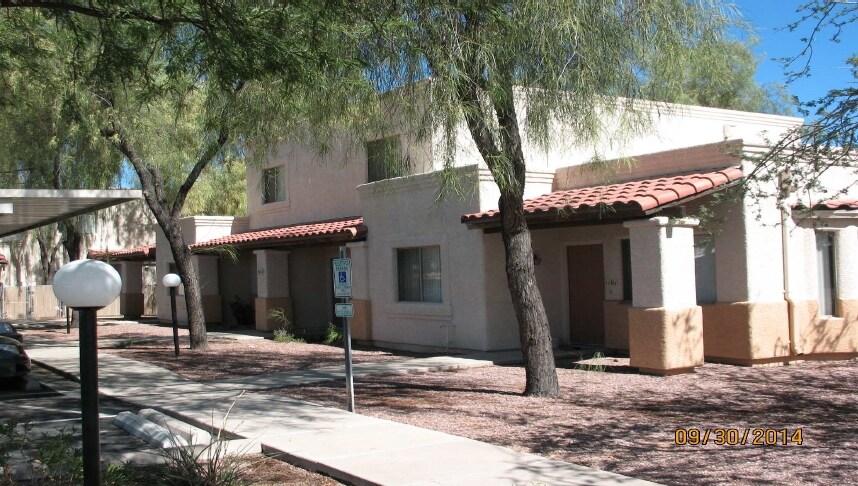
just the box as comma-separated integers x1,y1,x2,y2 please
816,232,838,316
397,246,442,303
262,166,285,204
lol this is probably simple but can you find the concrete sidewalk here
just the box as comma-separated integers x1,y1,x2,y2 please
28,346,658,485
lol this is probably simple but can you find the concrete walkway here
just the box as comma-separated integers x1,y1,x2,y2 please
28,345,657,485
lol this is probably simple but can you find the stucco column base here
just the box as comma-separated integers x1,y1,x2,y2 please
604,301,631,351
349,299,372,341
795,299,858,355
255,297,293,331
119,293,145,319
702,301,790,364
629,306,703,375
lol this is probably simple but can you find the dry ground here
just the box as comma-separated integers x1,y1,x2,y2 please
271,358,858,486
22,319,424,382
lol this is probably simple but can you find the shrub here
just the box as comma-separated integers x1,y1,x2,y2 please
322,323,343,346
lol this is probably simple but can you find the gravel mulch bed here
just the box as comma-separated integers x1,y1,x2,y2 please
21,320,428,383
270,358,858,486
19,318,187,344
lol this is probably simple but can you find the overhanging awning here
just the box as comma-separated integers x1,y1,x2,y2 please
191,216,366,251
89,244,156,262
462,167,743,229
0,189,143,238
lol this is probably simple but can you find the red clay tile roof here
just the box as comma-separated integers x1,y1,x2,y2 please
462,167,743,225
88,244,156,261
191,216,366,250
805,198,858,210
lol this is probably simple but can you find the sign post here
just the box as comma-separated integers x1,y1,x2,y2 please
333,248,355,412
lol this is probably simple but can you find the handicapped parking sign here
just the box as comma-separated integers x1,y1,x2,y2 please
332,258,352,298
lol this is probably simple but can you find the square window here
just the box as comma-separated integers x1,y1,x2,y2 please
262,166,285,204
397,246,441,303
367,136,406,183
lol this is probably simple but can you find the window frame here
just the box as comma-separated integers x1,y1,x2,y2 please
816,231,839,317
396,245,442,304
261,166,285,205
366,135,406,183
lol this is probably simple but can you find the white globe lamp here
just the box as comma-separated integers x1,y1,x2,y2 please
52,258,122,486
162,273,182,358
162,273,181,288
54,259,122,308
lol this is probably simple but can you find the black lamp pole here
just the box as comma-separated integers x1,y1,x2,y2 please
77,307,100,486
170,287,180,357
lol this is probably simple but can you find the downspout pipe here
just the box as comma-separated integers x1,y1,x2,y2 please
779,173,803,356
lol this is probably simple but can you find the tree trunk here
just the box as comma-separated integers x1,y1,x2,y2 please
101,118,224,350
161,221,208,349
498,192,560,397
453,72,561,397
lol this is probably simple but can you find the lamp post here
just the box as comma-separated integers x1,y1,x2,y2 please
162,273,181,358
53,259,121,486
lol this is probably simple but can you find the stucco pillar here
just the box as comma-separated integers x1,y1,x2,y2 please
253,250,292,331
192,254,221,324
118,261,145,319
623,217,704,375
346,241,372,341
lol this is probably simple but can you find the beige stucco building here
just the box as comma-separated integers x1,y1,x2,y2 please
113,100,857,375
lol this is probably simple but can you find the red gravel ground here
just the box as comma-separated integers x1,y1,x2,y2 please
271,358,858,486
22,319,425,383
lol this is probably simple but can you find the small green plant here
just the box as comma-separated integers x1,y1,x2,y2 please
575,351,607,372
269,308,305,343
322,323,343,346
156,394,256,486
272,328,305,344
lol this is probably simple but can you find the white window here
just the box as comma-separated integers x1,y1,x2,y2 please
262,166,285,204
397,246,442,303
694,235,717,305
816,232,838,316
367,135,406,183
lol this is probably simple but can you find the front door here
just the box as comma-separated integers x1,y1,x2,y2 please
567,244,605,345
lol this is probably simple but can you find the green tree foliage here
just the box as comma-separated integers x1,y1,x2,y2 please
183,157,247,217
367,0,740,396
0,2,378,349
648,38,795,115
0,14,122,276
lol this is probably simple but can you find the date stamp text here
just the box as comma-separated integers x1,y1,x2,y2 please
674,428,803,446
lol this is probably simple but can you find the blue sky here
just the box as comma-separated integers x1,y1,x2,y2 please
733,0,857,111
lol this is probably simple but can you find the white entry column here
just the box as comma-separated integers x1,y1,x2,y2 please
623,217,704,375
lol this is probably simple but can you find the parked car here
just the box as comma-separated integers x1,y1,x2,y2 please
0,336,31,380
0,322,23,343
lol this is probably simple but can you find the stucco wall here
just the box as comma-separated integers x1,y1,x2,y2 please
247,132,433,230
359,168,489,351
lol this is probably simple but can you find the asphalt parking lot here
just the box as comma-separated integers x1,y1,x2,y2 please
0,365,152,459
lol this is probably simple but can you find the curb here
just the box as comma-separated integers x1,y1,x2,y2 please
33,359,80,383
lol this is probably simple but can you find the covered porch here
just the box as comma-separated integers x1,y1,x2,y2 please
463,167,743,375
190,216,370,339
